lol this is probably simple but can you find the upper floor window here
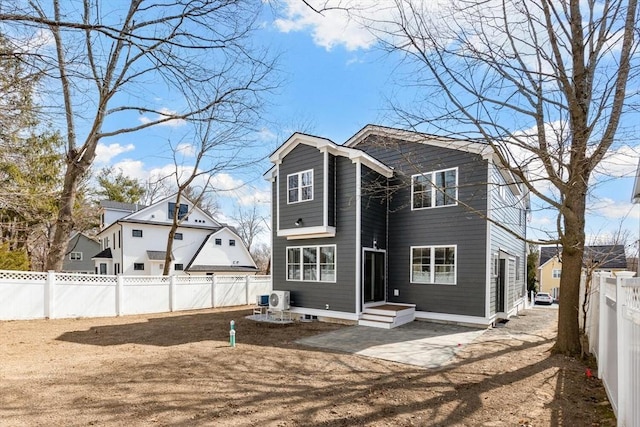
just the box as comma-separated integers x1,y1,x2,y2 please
552,269,561,279
287,170,313,204
168,202,189,220
215,238,222,245
69,252,82,261
411,245,456,284
412,168,457,210
134,263,145,271
229,239,236,246
132,229,143,238
174,263,184,271
174,232,183,240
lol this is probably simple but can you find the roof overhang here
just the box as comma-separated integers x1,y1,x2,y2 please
633,159,640,203
277,225,336,240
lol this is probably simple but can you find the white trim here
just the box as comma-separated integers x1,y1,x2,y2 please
286,169,314,204
410,167,459,210
285,244,337,283
287,307,359,322
277,226,336,239
276,167,280,233
362,247,386,305
323,149,329,227
409,245,458,285
485,159,493,318
355,159,362,316
414,311,494,327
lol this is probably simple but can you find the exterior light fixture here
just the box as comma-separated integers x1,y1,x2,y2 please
295,218,303,227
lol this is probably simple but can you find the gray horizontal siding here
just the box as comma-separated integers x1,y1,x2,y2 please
358,134,489,317
273,157,357,313
278,144,324,230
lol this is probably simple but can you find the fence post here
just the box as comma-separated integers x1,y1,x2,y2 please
598,273,607,379
116,275,124,316
169,275,176,312
615,272,634,425
44,271,55,319
211,275,216,308
245,275,250,305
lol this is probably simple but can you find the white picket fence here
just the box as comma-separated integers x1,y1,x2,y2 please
0,270,272,320
584,272,640,427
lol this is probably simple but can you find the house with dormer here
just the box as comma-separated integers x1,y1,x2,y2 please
92,195,257,276
265,125,529,327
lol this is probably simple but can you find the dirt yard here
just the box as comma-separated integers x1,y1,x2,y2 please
0,306,614,426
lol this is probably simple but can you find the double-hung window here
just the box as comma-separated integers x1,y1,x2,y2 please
287,170,313,203
287,245,335,282
411,245,456,284
69,252,82,261
412,168,457,209
552,269,561,279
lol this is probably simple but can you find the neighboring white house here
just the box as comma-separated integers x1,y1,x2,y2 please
92,195,257,276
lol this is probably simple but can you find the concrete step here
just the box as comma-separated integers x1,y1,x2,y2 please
358,319,395,329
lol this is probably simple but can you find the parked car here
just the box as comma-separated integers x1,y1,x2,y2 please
534,292,554,305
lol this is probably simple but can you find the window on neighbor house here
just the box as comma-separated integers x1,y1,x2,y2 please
287,170,313,203
215,238,222,245
412,168,457,210
69,252,82,261
115,263,120,274
99,263,107,274
552,269,561,279
175,263,184,271
516,256,521,280
174,232,183,240
411,245,456,284
287,245,336,282
134,263,145,271
229,239,236,246
168,202,189,220
132,229,143,238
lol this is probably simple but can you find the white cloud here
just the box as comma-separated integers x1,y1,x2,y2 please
111,159,147,180
594,145,640,179
139,108,186,128
176,143,196,157
95,143,136,164
590,197,640,220
274,0,378,51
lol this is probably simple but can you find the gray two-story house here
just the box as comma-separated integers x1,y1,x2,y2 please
265,125,528,327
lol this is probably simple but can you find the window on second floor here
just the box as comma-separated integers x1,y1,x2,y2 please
412,168,457,210
552,269,561,279
174,263,184,271
287,170,313,203
174,232,183,240
229,239,236,246
69,252,82,261
132,229,143,238
134,263,145,271
215,238,222,245
168,202,189,220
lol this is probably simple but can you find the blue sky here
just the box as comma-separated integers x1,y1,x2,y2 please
93,1,640,252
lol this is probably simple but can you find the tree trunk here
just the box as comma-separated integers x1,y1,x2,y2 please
553,191,587,355
45,156,82,271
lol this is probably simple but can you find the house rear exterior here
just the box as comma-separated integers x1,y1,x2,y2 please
265,125,528,326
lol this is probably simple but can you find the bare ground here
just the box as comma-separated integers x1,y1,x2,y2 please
0,306,615,426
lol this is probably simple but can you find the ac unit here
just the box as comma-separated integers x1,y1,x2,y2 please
269,291,290,310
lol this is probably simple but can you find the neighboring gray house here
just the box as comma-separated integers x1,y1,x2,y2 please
265,125,529,327
62,232,100,274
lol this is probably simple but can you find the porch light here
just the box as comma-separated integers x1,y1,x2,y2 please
295,218,303,227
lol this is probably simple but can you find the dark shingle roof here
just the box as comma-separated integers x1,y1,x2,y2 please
100,200,146,212
146,250,173,261
186,265,258,273
538,245,627,269
92,248,112,259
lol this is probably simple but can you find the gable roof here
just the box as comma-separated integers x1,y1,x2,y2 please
538,245,627,270
265,132,394,180
100,200,146,212
185,226,257,272
92,248,112,259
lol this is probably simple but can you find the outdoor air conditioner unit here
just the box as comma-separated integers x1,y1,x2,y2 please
269,291,290,310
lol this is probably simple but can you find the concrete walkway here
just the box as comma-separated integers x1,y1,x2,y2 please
296,321,486,369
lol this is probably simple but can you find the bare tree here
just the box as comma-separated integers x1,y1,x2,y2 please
352,0,639,355
0,0,275,271
231,203,266,252
161,112,264,275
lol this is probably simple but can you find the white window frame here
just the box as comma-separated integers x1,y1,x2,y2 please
287,169,313,204
552,269,561,279
411,167,458,210
69,252,82,261
286,244,336,283
410,245,457,285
